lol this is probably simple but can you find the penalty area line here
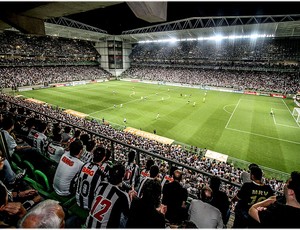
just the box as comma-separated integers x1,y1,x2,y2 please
225,99,241,129
225,127,300,145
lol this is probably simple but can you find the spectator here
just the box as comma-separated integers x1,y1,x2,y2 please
127,179,165,228
61,126,72,143
140,158,155,180
85,163,131,228
76,146,107,209
0,151,42,208
232,166,274,228
1,116,33,158
66,129,81,149
162,169,188,225
32,121,48,154
188,186,223,228
19,199,65,228
80,139,96,163
53,139,84,196
46,131,65,163
240,163,259,184
137,164,160,198
209,175,230,226
123,150,140,190
0,181,27,227
161,165,178,189
248,171,300,228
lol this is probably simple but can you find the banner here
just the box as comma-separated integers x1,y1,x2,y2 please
124,127,174,145
205,150,228,163
25,98,45,104
18,88,33,92
270,93,286,99
64,109,88,118
244,91,258,95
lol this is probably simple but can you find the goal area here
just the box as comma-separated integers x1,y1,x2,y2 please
292,107,300,122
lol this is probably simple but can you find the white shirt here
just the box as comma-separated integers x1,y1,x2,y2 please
47,141,65,163
188,199,223,228
53,152,84,196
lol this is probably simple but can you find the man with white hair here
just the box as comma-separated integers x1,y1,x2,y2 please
18,199,65,228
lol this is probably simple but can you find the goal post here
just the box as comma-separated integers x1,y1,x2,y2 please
292,107,300,122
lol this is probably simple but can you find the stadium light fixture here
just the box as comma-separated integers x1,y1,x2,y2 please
138,33,275,43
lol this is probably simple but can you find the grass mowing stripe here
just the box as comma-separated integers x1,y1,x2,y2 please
18,81,299,173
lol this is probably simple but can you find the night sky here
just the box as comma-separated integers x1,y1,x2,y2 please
67,1,300,35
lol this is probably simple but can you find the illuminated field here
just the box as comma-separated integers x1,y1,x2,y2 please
18,81,300,174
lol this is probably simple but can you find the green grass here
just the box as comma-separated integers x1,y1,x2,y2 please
18,81,300,174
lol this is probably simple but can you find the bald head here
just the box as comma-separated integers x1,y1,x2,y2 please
21,214,41,228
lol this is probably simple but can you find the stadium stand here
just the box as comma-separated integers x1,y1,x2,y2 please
0,28,298,228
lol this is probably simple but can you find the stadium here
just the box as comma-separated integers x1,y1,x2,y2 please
0,2,299,228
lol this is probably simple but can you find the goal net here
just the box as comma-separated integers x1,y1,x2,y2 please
292,107,300,123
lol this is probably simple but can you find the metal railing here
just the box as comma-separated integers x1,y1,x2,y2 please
1,96,242,198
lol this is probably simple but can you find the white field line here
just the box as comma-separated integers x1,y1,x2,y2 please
282,99,300,128
87,92,165,116
225,99,241,129
276,123,300,129
225,127,300,145
272,110,277,125
271,108,300,129
223,104,236,114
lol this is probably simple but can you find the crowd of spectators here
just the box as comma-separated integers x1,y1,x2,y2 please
0,29,298,229
0,93,286,201
129,39,300,88
1,93,295,228
131,38,300,62
0,31,100,66
121,66,299,94
0,66,112,88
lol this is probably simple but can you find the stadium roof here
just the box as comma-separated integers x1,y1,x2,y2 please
2,2,300,42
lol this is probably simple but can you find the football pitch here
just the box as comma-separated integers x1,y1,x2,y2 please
18,81,300,174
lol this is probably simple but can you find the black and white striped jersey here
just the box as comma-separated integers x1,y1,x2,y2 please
76,162,106,209
85,181,130,228
123,162,140,188
80,150,93,163
161,174,174,189
136,176,154,198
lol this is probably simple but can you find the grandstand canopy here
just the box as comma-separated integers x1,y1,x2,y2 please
2,2,300,42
